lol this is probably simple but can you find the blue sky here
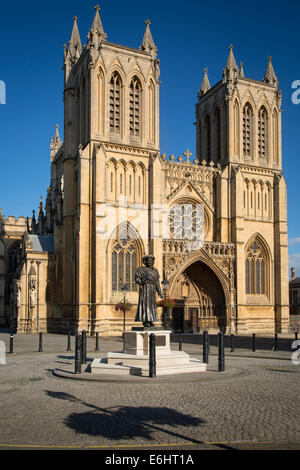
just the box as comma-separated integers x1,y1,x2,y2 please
0,0,299,273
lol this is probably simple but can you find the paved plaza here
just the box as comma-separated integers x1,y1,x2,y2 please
0,330,299,451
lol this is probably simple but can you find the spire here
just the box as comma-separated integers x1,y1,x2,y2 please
226,45,239,72
54,124,60,145
68,16,82,58
240,62,245,77
50,124,62,162
263,56,278,86
198,68,211,96
89,5,107,40
140,20,157,58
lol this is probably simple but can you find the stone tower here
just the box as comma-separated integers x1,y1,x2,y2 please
61,6,162,332
195,46,289,332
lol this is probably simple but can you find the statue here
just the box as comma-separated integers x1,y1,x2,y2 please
29,288,36,308
135,255,163,328
16,285,21,308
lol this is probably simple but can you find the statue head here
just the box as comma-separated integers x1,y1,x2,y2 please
143,255,155,267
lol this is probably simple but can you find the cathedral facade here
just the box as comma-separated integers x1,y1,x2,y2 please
0,7,289,335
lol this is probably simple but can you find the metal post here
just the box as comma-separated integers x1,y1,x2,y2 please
81,331,87,364
178,335,183,352
218,332,225,372
231,334,235,352
67,330,71,352
273,333,278,351
252,334,256,352
149,334,156,378
75,334,82,374
95,332,100,352
9,334,14,355
295,332,298,342
38,332,43,352
203,330,209,364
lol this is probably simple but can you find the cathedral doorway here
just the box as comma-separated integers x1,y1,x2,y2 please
169,260,227,332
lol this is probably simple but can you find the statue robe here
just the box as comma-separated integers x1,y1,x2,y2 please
135,266,162,323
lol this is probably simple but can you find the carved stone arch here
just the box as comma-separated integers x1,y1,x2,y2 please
168,251,231,326
128,68,145,91
241,88,256,110
118,158,127,169
106,157,118,168
107,58,126,85
127,160,137,170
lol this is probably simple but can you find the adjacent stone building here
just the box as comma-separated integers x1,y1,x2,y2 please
0,6,289,335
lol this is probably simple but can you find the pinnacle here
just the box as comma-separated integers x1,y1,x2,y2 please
199,68,211,95
140,19,157,56
68,15,82,57
226,44,239,71
263,56,278,85
90,4,107,39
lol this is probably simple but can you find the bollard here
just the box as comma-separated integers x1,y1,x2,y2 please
273,333,278,351
203,330,209,364
218,332,225,372
67,330,71,352
75,334,82,374
81,331,87,364
95,332,100,352
149,334,156,378
9,334,14,355
38,332,43,352
252,334,256,352
231,334,235,353
178,335,183,352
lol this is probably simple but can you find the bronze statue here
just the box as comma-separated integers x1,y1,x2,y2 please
135,255,163,328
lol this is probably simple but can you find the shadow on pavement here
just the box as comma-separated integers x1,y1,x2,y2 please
45,390,206,445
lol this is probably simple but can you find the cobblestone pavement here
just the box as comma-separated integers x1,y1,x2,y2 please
0,332,299,451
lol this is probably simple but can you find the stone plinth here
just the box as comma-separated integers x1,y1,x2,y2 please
123,329,172,356
91,329,207,377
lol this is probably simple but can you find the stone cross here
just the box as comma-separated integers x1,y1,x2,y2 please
184,149,192,163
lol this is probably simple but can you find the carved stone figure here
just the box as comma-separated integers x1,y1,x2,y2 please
30,288,36,308
135,255,163,327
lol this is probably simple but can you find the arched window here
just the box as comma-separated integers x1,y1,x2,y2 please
110,172,113,193
233,100,240,156
245,238,267,295
215,108,221,161
205,115,211,161
111,227,139,292
129,77,142,137
258,106,268,158
272,109,279,164
110,72,121,133
243,103,253,157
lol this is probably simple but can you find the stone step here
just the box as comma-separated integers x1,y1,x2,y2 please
91,356,207,377
106,351,192,367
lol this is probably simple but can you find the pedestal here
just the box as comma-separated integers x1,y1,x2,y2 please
91,329,207,377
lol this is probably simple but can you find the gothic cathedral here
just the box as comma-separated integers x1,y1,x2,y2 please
0,6,289,335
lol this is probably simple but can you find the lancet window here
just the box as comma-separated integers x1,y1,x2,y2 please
110,73,121,133
245,239,267,295
129,77,141,137
112,228,139,292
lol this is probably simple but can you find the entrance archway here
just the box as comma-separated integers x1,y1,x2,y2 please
169,260,227,332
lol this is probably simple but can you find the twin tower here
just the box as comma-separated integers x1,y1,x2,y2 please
15,5,288,335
